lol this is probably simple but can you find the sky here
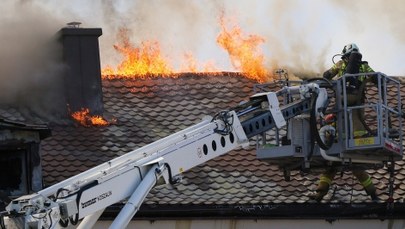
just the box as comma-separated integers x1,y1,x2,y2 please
1,0,405,84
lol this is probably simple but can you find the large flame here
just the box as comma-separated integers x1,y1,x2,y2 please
71,108,110,127
102,16,272,82
102,28,173,79
102,29,219,79
216,15,269,82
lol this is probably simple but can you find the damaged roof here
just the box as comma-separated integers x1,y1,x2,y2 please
5,72,405,218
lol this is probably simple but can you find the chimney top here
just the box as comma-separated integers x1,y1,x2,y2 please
66,22,82,28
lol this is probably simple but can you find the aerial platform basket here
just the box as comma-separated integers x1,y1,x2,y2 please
255,73,403,173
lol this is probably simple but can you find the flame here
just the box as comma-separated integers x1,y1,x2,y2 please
102,28,220,78
216,15,269,82
71,108,109,127
101,28,173,79
102,17,272,82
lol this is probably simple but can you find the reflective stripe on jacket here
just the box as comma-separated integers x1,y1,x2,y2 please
324,60,374,80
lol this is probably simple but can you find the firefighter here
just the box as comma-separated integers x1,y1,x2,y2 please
323,43,373,80
310,43,378,202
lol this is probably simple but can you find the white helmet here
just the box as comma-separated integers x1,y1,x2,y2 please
342,43,359,56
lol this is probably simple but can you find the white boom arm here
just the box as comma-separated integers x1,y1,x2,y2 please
2,81,321,229
3,111,249,229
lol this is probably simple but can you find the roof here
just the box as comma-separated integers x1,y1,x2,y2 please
6,72,405,218
0,119,51,141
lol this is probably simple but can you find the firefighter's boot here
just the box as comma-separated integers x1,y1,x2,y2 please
353,170,379,202
309,189,329,202
309,174,333,202
364,183,379,202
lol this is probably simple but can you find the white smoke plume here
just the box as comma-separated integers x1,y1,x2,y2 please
328,0,405,76
0,0,404,116
65,0,405,77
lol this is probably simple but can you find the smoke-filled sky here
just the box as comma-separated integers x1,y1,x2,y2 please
39,0,404,77
0,0,404,91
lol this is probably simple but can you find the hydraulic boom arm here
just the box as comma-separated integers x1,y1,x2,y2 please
1,82,325,229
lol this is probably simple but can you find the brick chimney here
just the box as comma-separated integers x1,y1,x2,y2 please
58,22,104,115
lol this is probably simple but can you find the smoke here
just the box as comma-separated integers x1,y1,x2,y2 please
0,0,404,119
95,0,225,69
0,1,67,120
89,0,405,78
330,0,405,42
258,0,332,78
327,0,405,76
91,0,333,78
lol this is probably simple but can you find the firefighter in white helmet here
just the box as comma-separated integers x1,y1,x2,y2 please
310,43,378,202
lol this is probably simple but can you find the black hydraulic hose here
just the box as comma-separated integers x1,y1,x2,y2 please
309,92,334,151
306,78,334,161
211,111,234,135
69,214,79,225
59,218,69,227
164,163,180,185
307,77,334,89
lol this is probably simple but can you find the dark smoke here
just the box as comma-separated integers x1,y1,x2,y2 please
0,1,67,122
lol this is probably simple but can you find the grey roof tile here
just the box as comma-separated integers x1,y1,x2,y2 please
2,73,404,211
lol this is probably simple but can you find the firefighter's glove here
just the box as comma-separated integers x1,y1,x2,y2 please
324,114,336,124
